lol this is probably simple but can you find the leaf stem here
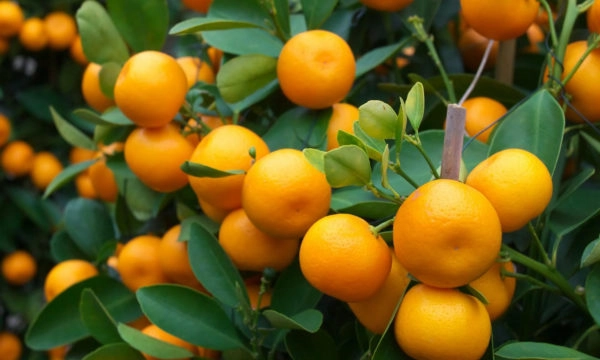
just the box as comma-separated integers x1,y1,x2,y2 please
370,217,396,236
404,135,440,179
389,162,420,190
573,324,600,350
528,222,553,266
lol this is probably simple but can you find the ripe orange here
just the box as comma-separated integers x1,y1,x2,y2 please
47,345,69,360
460,0,540,41
242,148,332,239
114,51,188,128
197,346,221,360
81,62,116,113
522,23,545,54
88,154,119,202
181,0,213,13
69,146,96,164
158,224,205,291
183,115,232,146
207,46,223,72
43,11,77,50
70,34,88,66
1,140,35,178
1,250,37,286
0,1,24,37
18,17,48,51
198,198,231,224
30,151,64,190
359,0,413,12
124,124,194,193
188,124,270,211
219,208,300,272
0,113,12,147
117,235,170,292
347,249,410,334
462,96,507,143
75,172,97,199
465,148,553,233
394,284,491,360
326,103,359,150
588,0,600,34
277,30,356,109
140,324,197,360
44,259,99,301
176,56,216,88
299,213,392,302
457,27,499,72
393,179,502,288
0,332,22,360
0,37,8,54
470,260,517,320
245,278,272,309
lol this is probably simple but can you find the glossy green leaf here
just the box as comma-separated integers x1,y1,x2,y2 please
586,265,600,327
488,89,565,174
228,79,280,113
76,0,130,65
101,107,134,125
123,177,167,221
263,309,322,333
5,186,57,232
552,165,595,211
26,276,140,351
495,341,599,359
187,222,249,309
64,198,116,260
80,289,121,345
118,323,195,359
136,284,247,350
50,107,96,150
181,161,245,178
83,343,145,360
107,0,168,52
323,145,372,188
358,100,398,140
50,230,89,262
270,0,291,39
405,82,425,132
170,18,263,35
99,62,121,99
353,123,387,161
549,185,600,237
303,148,326,173
217,54,277,104
581,239,600,268
43,159,97,199
285,329,338,360
330,187,399,220
271,259,322,316
262,107,330,151
301,0,337,30
356,39,410,78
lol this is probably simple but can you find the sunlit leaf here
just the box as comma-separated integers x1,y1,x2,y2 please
107,0,169,52
170,18,263,35
217,54,277,104
50,107,96,150
405,82,425,132
358,100,397,140
323,145,372,187
303,148,326,173
181,161,245,178
495,341,599,359
118,323,195,359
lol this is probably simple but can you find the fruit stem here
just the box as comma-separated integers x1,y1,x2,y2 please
404,135,440,179
440,104,466,181
528,222,553,266
389,163,420,189
458,40,496,106
494,39,516,85
369,217,395,237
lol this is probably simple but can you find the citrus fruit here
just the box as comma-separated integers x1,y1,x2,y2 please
393,179,502,288
182,0,213,13
326,102,359,150
462,96,507,143
588,0,600,34
70,34,88,65
88,154,119,202
245,278,272,309
460,0,540,41
75,172,97,199
0,1,24,37
1,140,35,178
43,11,77,50
1,250,37,286
394,284,491,360
176,56,215,88
140,324,197,360
30,151,64,190
69,146,96,164
219,208,300,272
347,249,410,334
158,224,205,291
0,37,8,54
124,124,194,193
81,62,116,113
0,113,12,147
183,115,231,146
117,235,170,292
0,332,22,360
188,124,270,211
197,346,221,360
299,213,392,302
207,46,223,72
470,260,517,320
277,29,356,109
242,148,331,239
47,345,69,360
114,50,188,128
457,27,498,72
198,198,231,224
18,17,48,51
359,0,413,12
465,148,553,232
44,259,99,301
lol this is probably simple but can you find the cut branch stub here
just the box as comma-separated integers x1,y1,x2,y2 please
441,104,466,181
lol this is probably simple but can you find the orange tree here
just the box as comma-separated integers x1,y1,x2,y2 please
0,0,598,359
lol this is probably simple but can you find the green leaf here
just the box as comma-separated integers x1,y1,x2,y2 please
76,0,130,65
263,309,322,333
330,187,399,220
355,39,410,78
50,107,96,150
358,100,398,140
136,284,247,350
553,165,595,211
301,0,337,30
270,259,322,316
26,276,141,351
5,186,57,232
285,329,338,360
123,177,167,221
83,343,145,360
44,159,97,199
405,82,425,132
549,185,600,237
586,265,600,328
488,89,565,174
50,230,90,262
495,341,599,359
353,123,387,161
64,198,116,260
107,0,168,52
181,161,245,178
187,222,248,309
217,54,278,104
302,148,326,173
170,18,263,35
270,0,291,39
117,323,195,359
262,107,330,151
99,62,121,99
323,145,372,188
80,289,121,345
228,79,280,113
582,239,600,268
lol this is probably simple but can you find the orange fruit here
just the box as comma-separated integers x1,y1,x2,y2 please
88,154,119,202
347,249,410,334
394,284,491,360
69,146,96,164
207,46,223,72
75,172,98,199
183,115,232,147
47,345,69,360
114,50,188,128
188,124,270,211
124,124,194,193
0,1,24,37
117,235,170,292
457,27,499,72
277,30,356,109
219,208,300,272
462,96,507,143
140,324,197,360
43,11,77,50
1,140,35,178
158,224,205,291
242,148,332,239
81,62,116,113
30,151,64,190
588,0,600,34
245,278,272,309
393,179,502,288
0,332,22,360
0,113,12,147
359,0,413,12
1,250,37,286
181,0,213,13
18,17,48,51
70,34,88,65
522,23,545,54
460,0,540,41
198,198,231,224
465,148,553,233
299,213,392,302
470,260,517,320
326,103,359,150
0,37,8,54
176,56,216,88
197,346,221,360
44,259,99,301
